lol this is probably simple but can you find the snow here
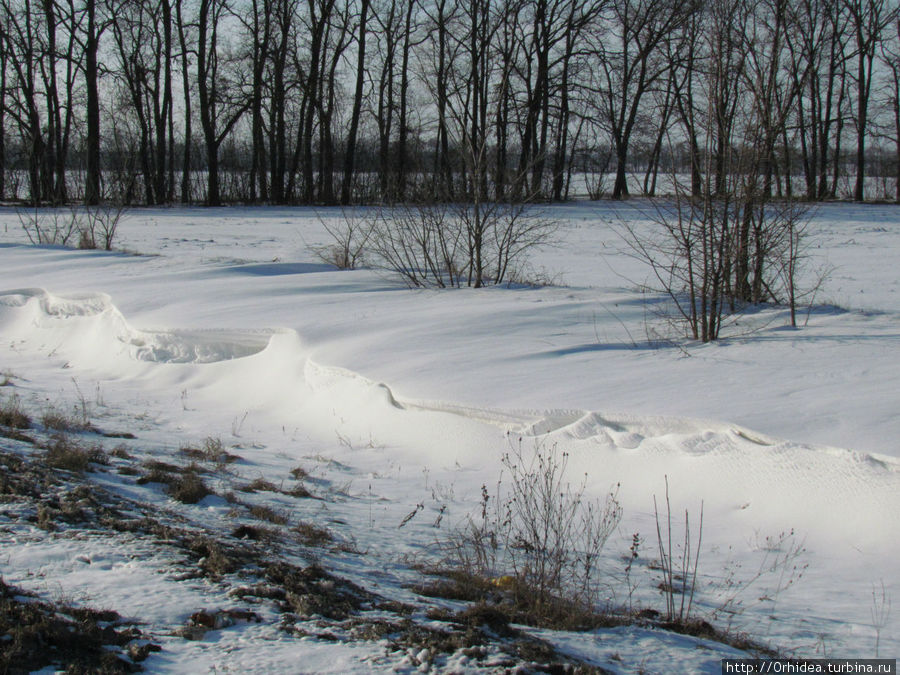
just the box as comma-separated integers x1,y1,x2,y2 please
0,200,898,671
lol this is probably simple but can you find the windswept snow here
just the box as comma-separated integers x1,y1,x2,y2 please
0,202,898,671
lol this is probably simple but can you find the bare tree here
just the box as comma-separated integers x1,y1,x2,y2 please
174,0,195,203
81,0,104,204
109,0,176,204
511,0,605,200
789,0,852,200
196,0,249,205
621,0,813,342
733,0,804,302
0,34,6,200
341,0,371,204
40,0,80,203
269,0,303,203
844,0,898,201
591,0,691,199
880,12,900,202
315,0,354,204
0,0,79,203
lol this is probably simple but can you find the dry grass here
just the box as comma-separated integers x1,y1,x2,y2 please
284,483,315,498
414,569,496,603
43,435,108,473
187,536,240,580
248,504,289,525
136,460,213,504
294,521,332,547
40,407,95,433
136,460,181,485
264,562,373,620
167,469,212,504
416,566,621,632
240,477,279,493
179,436,239,464
285,466,315,498
0,394,31,429
0,577,145,673
109,444,132,460
232,524,277,541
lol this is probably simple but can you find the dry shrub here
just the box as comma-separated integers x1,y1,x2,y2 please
310,211,374,270
430,438,621,630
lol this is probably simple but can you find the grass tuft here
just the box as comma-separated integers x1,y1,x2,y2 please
187,536,238,579
0,577,145,673
284,483,315,498
294,521,332,546
136,459,213,504
248,504,289,525
0,394,31,429
43,435,107,473
178,436,239,464
232,524,276,541
240,477,279,493
40,407,94,433
167,470,212,504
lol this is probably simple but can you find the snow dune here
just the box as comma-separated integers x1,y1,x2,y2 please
3,286,897,558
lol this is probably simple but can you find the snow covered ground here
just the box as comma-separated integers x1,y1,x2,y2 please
0,200,897,672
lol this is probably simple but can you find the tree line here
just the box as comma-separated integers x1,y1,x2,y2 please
1,0,899,207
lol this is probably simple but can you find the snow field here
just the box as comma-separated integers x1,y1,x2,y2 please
0,201,898,669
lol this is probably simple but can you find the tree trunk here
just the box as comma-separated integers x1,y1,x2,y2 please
853,55,867,202
342,0,369,205
396,0,414,200
0,36,7,200
175,0,192,203
197,0,220,205
84,0,101,204
612,138,629,199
